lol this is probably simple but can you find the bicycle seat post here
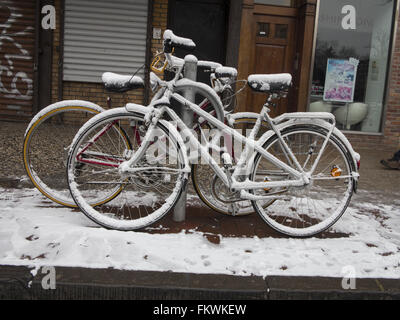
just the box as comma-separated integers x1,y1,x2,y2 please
173,55,198,223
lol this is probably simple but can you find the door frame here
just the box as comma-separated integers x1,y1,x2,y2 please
237,0,317,114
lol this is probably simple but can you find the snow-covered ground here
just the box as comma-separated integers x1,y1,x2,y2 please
0,187,399,279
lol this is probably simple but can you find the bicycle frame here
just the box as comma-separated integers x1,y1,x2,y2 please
75,66,230,171
117,52,344,196
120,92,319,194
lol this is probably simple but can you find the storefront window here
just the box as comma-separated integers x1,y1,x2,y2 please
309,0,396,133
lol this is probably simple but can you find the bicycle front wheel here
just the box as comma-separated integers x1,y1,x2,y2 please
67,109,186,231
250,125,355,237
23,102,104,207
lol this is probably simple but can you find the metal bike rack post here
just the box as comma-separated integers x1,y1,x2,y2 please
173,55,198,222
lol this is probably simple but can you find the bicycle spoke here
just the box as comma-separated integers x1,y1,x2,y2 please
251,127,354,237
68,112,185,230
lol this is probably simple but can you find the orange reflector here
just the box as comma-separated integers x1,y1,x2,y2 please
264,178,271,192
331,167,342,177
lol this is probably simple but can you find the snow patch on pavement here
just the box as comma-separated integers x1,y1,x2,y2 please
0,188,399,279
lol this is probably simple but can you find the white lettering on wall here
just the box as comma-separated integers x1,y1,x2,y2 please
342,5,357,30
41,5,56,30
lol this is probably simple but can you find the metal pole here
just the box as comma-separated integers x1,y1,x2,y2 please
173,55,198,222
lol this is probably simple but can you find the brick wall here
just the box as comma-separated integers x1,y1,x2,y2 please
61,82,144,110
151,0,168,60
344,134,386,151
382,10,400,150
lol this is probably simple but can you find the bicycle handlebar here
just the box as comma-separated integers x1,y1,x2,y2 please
148,30,239,103
163,29,196,53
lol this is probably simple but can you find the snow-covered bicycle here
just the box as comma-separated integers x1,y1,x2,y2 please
67,32,360,237
23,30,249,212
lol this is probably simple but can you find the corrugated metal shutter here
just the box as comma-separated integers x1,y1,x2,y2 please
64,0,149,83
0,0,36,120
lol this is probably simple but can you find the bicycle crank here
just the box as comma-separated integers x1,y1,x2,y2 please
211,174,242,204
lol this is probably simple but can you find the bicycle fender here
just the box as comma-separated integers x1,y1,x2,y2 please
227,112,260,126
302,119,360,173
25,100,105,137
255,119,360,175
125,103,152,114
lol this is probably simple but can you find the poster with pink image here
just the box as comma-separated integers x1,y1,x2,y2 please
323,58,359,103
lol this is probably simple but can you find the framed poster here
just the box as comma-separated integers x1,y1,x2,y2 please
323,58,359,103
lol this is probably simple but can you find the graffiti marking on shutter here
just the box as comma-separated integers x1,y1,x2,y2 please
0,2,34,107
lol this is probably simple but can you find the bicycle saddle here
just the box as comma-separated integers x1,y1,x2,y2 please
215,66,237,79
163,29,196,53
102,72,145,93
198,60,222,70
247,74,292,94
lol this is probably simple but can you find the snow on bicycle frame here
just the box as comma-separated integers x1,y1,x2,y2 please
73,50,229,170
74,28,359,197
120,58,359,200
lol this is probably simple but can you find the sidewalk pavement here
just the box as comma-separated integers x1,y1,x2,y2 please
1,265,399,300
1,120,399,300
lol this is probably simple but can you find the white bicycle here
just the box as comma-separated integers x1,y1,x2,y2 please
66,32,360,237
24,30,263,217
23,33,236,210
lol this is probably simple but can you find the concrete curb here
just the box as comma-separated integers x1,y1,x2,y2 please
266,276,400,300
0,265,399,300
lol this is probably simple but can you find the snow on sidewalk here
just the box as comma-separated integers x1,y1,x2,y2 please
0,187,399,279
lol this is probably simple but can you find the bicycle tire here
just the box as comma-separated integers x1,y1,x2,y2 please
250,125,355,237
23,102,131,207
67,108,187,231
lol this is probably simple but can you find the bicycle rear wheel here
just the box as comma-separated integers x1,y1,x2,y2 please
23,102,105,207
192,116,269,216
250,125,355,237
67,109,186,231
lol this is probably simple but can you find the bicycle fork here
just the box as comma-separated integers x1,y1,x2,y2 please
119,107,191,177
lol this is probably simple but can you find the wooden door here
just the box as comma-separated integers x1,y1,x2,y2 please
249,15,296,117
